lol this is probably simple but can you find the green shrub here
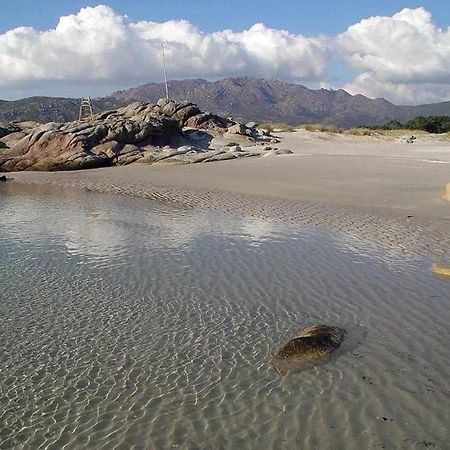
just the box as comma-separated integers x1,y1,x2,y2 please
378,116,450,134
298,123,341,133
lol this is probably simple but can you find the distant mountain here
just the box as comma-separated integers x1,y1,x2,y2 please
1,77,449,127
0,96,125,124
112,77,450,127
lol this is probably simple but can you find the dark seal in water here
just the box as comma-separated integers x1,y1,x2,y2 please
272,325,346,375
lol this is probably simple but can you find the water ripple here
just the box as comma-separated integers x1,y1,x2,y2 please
0,187,449,449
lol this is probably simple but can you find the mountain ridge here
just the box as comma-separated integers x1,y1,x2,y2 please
111,77,450,127
1,77,449,127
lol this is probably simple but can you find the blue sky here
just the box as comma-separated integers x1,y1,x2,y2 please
1,0,448,35
0,1,449,104
0,0,450,35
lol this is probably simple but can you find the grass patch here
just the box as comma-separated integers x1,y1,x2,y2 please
258,122,296,132
256,121,450,138
297,123,342,133
342,128,434,137
298,126,439,137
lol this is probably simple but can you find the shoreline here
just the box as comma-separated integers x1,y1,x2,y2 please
5,165,450,264
3,131,450,262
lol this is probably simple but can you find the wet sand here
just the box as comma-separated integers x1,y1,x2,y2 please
8,130,450,260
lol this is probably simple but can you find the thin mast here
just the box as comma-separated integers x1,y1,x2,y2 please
160,42,169,100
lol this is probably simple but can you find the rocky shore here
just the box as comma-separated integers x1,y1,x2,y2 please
0,99,291,172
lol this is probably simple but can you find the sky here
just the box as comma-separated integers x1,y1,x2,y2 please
0,0,449,104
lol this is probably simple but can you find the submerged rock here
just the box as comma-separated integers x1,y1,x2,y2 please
272,324,346,375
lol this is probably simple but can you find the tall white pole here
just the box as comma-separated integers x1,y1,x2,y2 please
160,42,169,100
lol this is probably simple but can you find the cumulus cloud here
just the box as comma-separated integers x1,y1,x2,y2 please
0,5,449,104
344,74,449,105
337,7,450,104
0,5,328,97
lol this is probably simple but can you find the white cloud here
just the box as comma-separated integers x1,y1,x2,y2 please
344,73,449,105
0,5,328,97
0,5,449,105
337,7,450,104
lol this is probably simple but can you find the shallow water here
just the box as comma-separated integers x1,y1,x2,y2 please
0,184,449,450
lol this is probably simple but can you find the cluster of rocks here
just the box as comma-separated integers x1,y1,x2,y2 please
400,135,417,144
0,99,292,172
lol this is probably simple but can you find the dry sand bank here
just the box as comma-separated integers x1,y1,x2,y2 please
6,131,450,261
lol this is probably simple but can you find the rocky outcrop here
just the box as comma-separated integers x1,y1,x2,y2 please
0,99,284,172
0,123,21,139
271,325,346,375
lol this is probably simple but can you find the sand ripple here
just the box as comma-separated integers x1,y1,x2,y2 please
0,186,449,449
5,170,450,264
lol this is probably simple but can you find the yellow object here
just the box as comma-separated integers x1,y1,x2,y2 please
432,265,450,279
442,183,450,201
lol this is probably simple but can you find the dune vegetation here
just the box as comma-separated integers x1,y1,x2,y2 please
257,115,450,138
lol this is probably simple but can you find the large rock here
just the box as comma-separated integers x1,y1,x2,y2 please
0,104,181,172
0,98,292,172
161,100,177,117
272,325,346,375
0,124,21,139
172,103,201,123
91,141,123,158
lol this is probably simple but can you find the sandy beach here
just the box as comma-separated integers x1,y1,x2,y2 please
8,130,450,262
3,3,450,447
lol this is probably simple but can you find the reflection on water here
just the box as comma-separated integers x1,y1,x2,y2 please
0,183,449,449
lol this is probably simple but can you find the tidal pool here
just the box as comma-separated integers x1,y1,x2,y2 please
0,183,449,449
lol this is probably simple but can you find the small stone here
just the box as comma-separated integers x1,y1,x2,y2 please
226,145,242,152
277,149,293,155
